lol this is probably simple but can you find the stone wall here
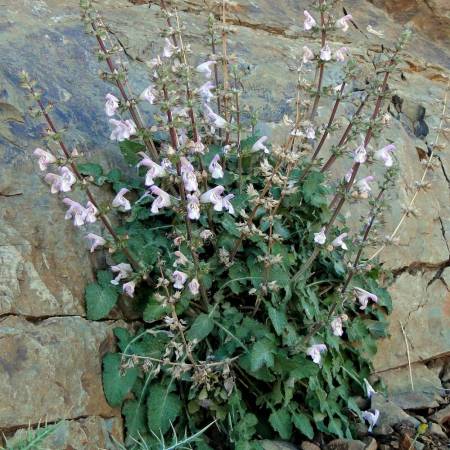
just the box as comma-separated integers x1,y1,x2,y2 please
0,0,449,447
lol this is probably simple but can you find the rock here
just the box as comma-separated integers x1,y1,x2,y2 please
0,316,121,428
372,424,394,437
371,394,420,429
326,439,366,450
377,363,444,410
301,443,321,450
429,404,450,425
363,437,378,450
428,422,447,438
6,416,123,449
260,441,299,450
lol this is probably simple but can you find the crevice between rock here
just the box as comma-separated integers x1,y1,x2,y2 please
0,312,140,324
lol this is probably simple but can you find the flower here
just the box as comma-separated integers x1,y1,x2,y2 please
139,85,157,104
174,251,189,267
354,287,378,310
196,60,216,79
112,188,131,212
197,81,215,103
252,136,269,154
314,227,326,245
356,176,375,194
200,229,214,240
85,233,106,252
320,43,332,61
110,263,133,285
150,186,171,213
332,233,348,250
306,125,316,140
335,47,349,62
189,138,206,155
173,270,188,289
44,166,76,193
306,344,327,364
105,93,119,117
362,410,380,433
188,278,200,295
180,157,198,192
208,154,224,179
137,152,166,186
63,198,86,227
364,379,377,399
178,128,188,147
302,46,314,64
109,119,137,142
163,37,177,58
200,186,224,211
336,14,353,32
84,201,98,223
204,103,227,129
33,148,56,171
375,144,396,167
186,194,201,220
303,10,317,30
331,317,344,336
123,280,136,298
353,144,367,163
222,193,235,215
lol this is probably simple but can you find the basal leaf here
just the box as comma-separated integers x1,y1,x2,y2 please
186,313,214,342
250,339,276,371
85,282,118,320
269,409,292,440
147,384,182,435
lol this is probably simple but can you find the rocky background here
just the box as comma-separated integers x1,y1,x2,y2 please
0,0,449,448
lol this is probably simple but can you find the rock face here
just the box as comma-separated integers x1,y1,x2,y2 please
0,0,449,445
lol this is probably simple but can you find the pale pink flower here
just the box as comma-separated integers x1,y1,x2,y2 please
306,126,316,140
222,193,235,215
137,152,166,186
332,233,348,250
150,186,171,214
314,227,326,245
335,47,349,62
200,229,214,240
354,287,378,310
172,270,188,290
84,201,98,223
344,168,354,183
200,185,224,211
375,144,396,167
204,103,227,129
186,194,201,220
33,148,56,171
110,263,133,285
320,43,332,61
306,344,327,364
197,81,215,103
188,278,200,295
356,176,375,194
353,144,367,163
63,198,86,227
208,155,224,179
334,83,344,93
123,280,136,298
109,119,137,142
173,251,189,267
163,37,177,58
139,85,157,104
196,60,216,79
105,93,119,117
180,157,198,192
71,148,79,157
112,188,131,212
85,233,106,252
303,10,317,31
362,410,380,433
302,46,314,64
45,166,76,193
189,138,206,155
364,379,377,399
336,14,353,32
331,317,344,336
252,136,269,154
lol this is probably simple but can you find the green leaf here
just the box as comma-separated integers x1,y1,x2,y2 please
292,411,314,439
77,162,103,177
147,384,182,435
301,171,328,207
186,314,214,342
268,306,287,336
143,297,169,322
85,282,118,320
102,353,138,407
269,409,292,440
123,399,149,442
119,140,145,166
250,339,276,371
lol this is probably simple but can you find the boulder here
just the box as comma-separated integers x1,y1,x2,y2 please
371,394,420,429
